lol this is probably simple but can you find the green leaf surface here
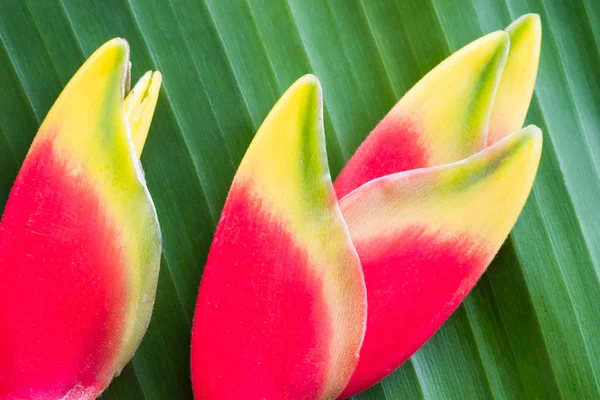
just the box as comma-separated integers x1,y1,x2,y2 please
0,0,597,399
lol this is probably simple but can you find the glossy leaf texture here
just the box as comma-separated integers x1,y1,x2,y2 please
0,1,599,399
0,39,161,399
191,75,366,400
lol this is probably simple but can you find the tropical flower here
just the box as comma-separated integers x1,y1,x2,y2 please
191,14,541,399
0,39,162,400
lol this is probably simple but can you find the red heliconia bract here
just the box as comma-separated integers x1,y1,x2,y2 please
191,76,366,400
336,14,542,397
0,39,162,399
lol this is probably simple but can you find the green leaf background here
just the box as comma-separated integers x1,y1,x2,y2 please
0,0,598,398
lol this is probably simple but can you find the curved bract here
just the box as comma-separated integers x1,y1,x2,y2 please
191,75,366,400
339,127,542,397
0,39,162,399
189,14,542,399
326,15,543,397
488,14,542,144
334,30,509,198
335,15,541,199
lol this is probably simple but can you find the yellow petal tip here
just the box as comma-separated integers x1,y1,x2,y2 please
505,13,542,50
288,74,322,105
488,14,541,144
91,38,130,69
124,70,162,157
520,124,543,150
105,37,129,50
507,14,541,36
297,73,320,86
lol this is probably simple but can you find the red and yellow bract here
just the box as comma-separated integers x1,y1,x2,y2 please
192,13,542,400
188,13,542,400
191,76,367,400
339,126,542,397
334,30,510,197
337,14,542,397
0,39,162,400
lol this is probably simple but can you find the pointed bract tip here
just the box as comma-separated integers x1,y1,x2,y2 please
505,14,542,46
106,38,129,55
519,124,543,148
96,38,131,88
151,70,163,82
239,73,326,183
487,16,541,145
33,37,133,148
263,74,323,134
297,73,320,87
288,74,322,103
73,38,131,97
507,13,541,34
109,37,129,48
486,124,542,173
124,70,163,158
94,38,130,63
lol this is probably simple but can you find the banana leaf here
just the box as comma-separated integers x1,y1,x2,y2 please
0,0,598,398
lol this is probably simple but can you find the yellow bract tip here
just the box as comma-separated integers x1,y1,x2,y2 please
488,15,541,144
283,74,322,111
297,73,320,87
124,70,162,158
506,13,541,35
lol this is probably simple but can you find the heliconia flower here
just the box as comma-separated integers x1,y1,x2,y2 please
336,14,542,397
191,75,367,399
188,13,540,400
0,39,162,400
339,126,542,397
